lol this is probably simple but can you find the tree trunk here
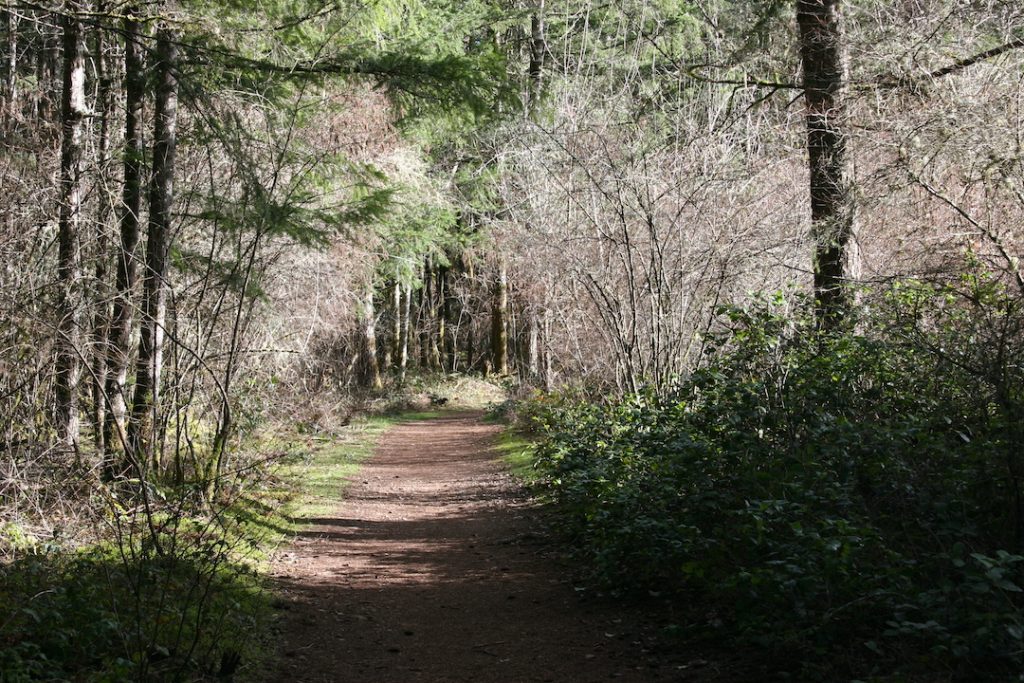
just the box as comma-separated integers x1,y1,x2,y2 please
398,283,410,382
35,19,55,120
90,16,113,454
464,255,477,372
129,24,177,470
423,257,442,370
491,261,509,376
527,310,539,380
379,279,396,371
5,7,16,122
797,0,855,329
103,12,143,476
434,268,446,374
443,266,458,372
411,283,422,370
360,281,382,390
528,0,546,111
55,1,87,453
419,259,432,369
542,308,553,392
389,279,401,371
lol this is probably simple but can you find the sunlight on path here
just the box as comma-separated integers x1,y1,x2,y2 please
265,413,675,683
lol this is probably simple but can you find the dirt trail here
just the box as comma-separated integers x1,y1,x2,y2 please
264,412,680,683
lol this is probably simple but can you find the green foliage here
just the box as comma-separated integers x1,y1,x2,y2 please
179,0,517,126
0,413,409,682
0,535,266,682
375,196,461,286
527,283,1024,680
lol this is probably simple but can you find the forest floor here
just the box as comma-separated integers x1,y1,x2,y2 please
261,411,728,682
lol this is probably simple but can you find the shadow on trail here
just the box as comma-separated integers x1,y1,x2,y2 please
266,511,662,683
263,413,719,683
286,508,550,585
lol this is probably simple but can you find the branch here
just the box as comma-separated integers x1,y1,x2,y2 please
924,36,1024,80
682,66,801,90
683,34,1024,95
902,158,1024,295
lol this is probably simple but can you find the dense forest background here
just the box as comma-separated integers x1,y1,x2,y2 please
1,0,1023,680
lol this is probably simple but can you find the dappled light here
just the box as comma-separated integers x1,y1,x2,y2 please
266,414,688,682
2,1,1024,681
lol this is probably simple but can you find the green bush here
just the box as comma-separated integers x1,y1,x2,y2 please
529,283,1024,681
0,528,266,682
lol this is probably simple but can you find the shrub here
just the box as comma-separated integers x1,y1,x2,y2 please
529,282,1024,681
0,517,268,682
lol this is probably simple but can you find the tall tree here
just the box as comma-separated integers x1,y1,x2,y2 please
797,0,855,328
103,10,144,473
388,279,401,372
399,283,411,382
491,260,508,375
55,0,87,451
90,7,114,453
429,261,443,370
526,309,539,380
5,7,16,121
528,0,546,111
360,281,383,389
442,265,457,371
129,24,177,466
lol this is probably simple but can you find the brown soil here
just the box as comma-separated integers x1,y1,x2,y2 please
264,412,710,683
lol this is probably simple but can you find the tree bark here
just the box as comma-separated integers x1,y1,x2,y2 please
103,11,144,475
528,0,546,112
55,1,87,452
442,266,458,372
419,259,432,369
527,310,539,380
491,261,509,376
434,268,446,374
35,18,56,120
5,7,16,122
411,282,422,369
360,281,382,390
391,279,401,370
542,308,553,392
797,0,855,329
465,255,476,371
399,283,411,382
424,257,442,370
380,279,398,372
90,15,113,454
129,24,177,469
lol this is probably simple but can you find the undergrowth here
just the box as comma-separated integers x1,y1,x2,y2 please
0,415,399,682
525,279,1024,681
362,373,509,415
